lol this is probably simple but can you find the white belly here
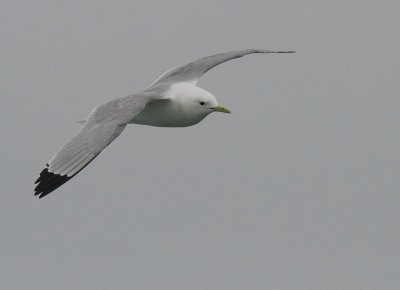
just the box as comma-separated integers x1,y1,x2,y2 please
130,100,206,127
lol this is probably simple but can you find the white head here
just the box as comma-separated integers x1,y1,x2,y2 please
169,83,231,126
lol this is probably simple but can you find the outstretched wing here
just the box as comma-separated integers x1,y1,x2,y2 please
34,95,150,198
149,49,295,87
34,120,125,198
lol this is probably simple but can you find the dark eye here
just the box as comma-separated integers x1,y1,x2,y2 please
199,101,205,106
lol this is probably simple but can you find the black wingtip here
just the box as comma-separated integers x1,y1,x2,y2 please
34,167,71,199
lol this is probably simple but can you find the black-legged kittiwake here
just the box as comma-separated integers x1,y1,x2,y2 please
34,49,295,198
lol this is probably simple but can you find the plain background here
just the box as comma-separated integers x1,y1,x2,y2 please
1,0,399,289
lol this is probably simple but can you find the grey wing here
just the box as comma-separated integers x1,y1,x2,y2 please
34,120,125,198
34,95,149,198
149,49,295,87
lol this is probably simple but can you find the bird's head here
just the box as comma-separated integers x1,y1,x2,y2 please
172,84,230,120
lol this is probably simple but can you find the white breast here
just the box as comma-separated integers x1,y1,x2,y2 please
131,99,190,127
131,83,213,127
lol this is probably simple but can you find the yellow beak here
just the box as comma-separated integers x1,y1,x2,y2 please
212,105,231,114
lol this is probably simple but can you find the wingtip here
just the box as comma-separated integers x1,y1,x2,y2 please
34,167,71,199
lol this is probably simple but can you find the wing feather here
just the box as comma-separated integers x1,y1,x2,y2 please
149,49,295,87
34,94,156,198
34,123,124,198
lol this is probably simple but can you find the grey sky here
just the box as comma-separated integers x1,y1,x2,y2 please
1,0,399,289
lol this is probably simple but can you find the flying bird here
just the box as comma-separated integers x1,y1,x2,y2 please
34,49,295,198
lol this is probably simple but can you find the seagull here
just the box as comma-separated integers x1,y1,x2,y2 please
34,49,295,198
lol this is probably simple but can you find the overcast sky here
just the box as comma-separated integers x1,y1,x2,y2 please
1,0,400,289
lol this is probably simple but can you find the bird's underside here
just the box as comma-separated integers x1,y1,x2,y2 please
34,49,295,198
